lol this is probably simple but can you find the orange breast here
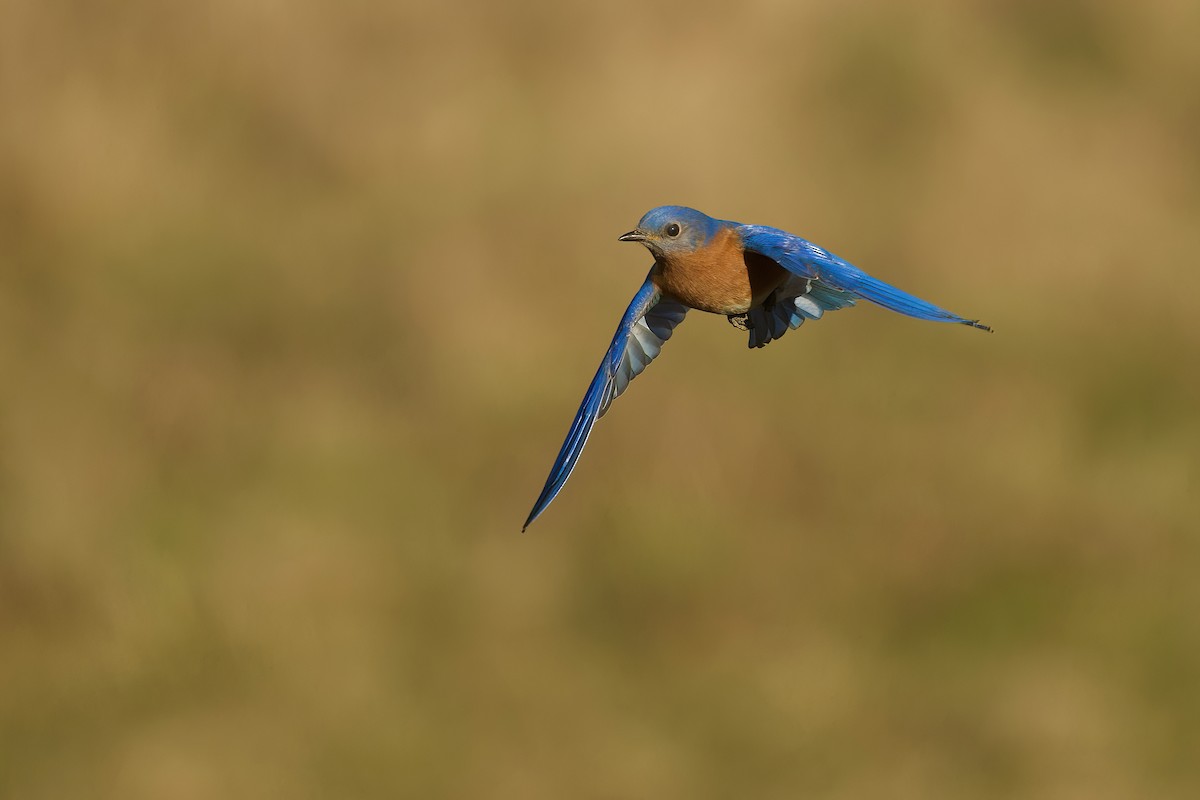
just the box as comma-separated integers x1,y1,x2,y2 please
652,228,788,315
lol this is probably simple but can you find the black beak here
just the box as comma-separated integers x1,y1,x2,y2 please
618,230,647,243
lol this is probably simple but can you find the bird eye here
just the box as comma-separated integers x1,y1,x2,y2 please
665,223,680,237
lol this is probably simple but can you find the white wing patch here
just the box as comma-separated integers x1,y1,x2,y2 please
746,277,856,349
600,299,688,417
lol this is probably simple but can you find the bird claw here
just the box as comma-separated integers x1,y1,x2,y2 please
727,313,752,331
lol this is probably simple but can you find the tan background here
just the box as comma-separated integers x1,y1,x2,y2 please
2,0,1199,797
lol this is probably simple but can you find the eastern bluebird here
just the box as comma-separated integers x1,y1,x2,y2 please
523,205,990,531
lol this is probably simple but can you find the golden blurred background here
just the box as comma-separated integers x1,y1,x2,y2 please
2,0,1199,797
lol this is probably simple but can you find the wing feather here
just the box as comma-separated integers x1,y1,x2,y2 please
745,275,857,349
524,276,688,530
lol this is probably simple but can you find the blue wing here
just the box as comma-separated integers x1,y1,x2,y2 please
523,275,688,531
739,225,991,331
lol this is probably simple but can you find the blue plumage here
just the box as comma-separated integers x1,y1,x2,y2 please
522,276,686,531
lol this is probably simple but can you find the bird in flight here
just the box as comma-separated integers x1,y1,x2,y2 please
523,205,990,530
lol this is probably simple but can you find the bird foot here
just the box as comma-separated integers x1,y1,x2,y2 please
727,313,752,331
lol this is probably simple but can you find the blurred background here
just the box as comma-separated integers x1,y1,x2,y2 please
2,0,1199,797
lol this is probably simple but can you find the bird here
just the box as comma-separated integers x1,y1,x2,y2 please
522,205,990,531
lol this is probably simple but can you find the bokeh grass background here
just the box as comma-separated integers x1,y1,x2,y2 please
3,0,1199,797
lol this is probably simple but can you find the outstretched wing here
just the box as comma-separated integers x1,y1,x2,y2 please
739,225,990,331
745,276,857,349
523,275,688,531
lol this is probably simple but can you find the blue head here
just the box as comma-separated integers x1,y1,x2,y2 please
618,206,725,259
